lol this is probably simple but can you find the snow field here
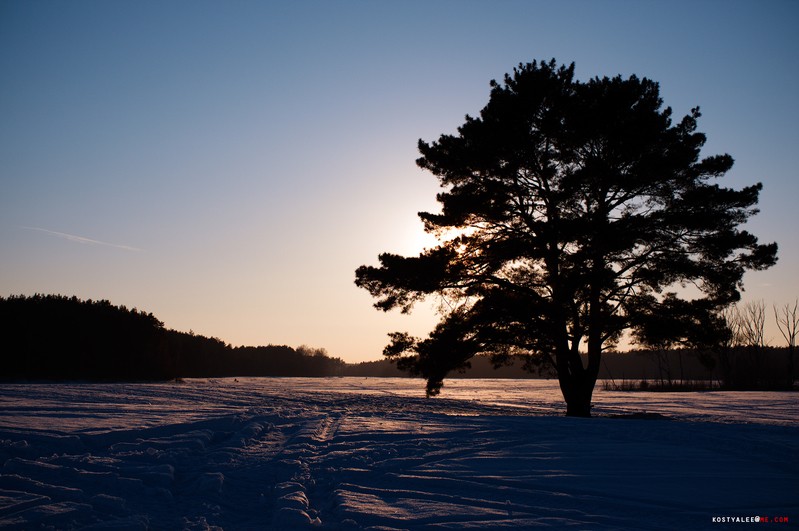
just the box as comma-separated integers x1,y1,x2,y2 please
0,378,797,529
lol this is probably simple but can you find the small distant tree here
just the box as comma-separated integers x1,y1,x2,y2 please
355,60,777,416
717,305,742,386
739,300,767,351
736,300,768,386
774,300,798,389
722,305,743,347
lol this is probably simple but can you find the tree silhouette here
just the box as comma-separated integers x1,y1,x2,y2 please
774,300,798,389
355,60,777,416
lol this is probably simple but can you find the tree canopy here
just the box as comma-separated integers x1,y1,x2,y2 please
355,59,777,416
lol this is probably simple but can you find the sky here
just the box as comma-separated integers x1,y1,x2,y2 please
1,0,798,362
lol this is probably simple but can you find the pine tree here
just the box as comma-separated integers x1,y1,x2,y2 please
356,60,777,416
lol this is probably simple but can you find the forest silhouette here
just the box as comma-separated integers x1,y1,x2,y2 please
1,294,793,389
0,295,344,380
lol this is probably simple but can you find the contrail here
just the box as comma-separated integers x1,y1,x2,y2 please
21,226,142,252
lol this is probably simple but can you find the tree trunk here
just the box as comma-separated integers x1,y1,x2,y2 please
557,348,598,418
564,380,593,417
560,244,604,418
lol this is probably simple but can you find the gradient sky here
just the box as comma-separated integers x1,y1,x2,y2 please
2,0,798,362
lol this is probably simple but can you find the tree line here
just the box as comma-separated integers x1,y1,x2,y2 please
0,294,346,381
713,300,797,390
596,299,797,391
346,346,796,388
2,294,794,387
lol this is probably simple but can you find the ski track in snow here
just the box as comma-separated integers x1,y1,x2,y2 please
0,378,797,530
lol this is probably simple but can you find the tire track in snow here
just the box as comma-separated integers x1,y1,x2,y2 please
271,412,343,528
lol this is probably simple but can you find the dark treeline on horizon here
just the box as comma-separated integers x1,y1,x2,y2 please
0,295,346,380
348,348,794,389
1,294,794,389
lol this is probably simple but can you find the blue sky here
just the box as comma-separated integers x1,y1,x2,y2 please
1,0,798,361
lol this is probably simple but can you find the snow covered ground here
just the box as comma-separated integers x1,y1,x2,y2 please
0,378,797,530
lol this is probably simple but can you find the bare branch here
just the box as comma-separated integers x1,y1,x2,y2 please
738,300,767,348
774,299,799,348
